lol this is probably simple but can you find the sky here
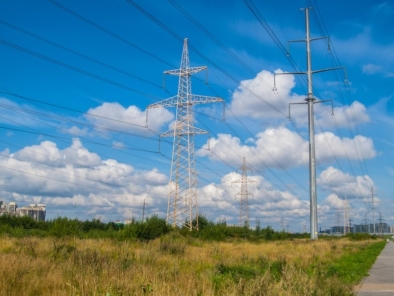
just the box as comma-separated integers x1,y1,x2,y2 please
0,0,393,232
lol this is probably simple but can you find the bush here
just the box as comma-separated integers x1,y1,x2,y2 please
118,215,171,241
49,217,81,237
159,234,186,255
346,233,377,241
137,215,171,240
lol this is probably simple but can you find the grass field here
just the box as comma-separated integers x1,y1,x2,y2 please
0,234,385,296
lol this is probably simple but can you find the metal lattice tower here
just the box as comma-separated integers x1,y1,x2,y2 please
232,157,256,227
147,38,224,230
343,196,349,235
371,187,376,235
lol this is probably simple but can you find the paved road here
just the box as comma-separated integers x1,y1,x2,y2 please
357,241,394,296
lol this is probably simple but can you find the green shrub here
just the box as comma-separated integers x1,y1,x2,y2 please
117,216,171,241
49,217,81,237
137,215,171,240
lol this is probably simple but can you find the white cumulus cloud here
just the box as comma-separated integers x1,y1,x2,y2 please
229,69,304,120
316,101,370,129
318,166,374,200
362,63,382,75
0,139,169,211
197,127,376,169
86,102,174,133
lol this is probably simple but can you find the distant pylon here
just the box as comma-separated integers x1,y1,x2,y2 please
147,38,224,230
343,195,349,235
232,157,256,227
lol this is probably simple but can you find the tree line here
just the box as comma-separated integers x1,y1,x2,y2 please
0,214,373,241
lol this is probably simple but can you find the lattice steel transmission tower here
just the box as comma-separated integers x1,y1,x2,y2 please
232,157,256,227
343,196,349,235
147,38,224,230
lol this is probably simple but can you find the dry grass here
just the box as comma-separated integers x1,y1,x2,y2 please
0,234,378,296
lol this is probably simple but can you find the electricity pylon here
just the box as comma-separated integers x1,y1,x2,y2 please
343,196,349,235
273,7,346,240
370,187,376,235
232,157,256,227
377,213,384,236
147,38,224,230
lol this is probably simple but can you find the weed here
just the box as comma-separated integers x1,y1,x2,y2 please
269,258,287,280
0,235,385,295
159,238,186,255
216,263,258,281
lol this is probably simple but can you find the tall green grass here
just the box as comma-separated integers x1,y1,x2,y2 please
0,234,385,295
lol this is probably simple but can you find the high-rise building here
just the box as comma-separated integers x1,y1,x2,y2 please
352,223,391,234
0,201,6,215
18,204,46,221
7,202,17,213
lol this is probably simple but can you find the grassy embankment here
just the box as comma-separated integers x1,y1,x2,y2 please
0,234,385,296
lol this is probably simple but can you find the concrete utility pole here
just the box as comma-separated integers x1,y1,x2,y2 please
147,38,224,230
273,8,345,240
232,157,256,227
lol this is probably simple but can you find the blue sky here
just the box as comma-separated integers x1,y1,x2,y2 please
0,0,393,232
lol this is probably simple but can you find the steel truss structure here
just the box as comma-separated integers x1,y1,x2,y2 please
148,38,224,230
232,157,256,227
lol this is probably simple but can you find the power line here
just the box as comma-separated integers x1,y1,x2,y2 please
244,0,370,183
126,0,288,117
0,20,165,90
0,90,145,129
0,39,161,101
47,0,176,69
243,2,372,222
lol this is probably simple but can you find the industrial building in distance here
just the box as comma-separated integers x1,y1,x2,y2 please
320,223,393,235
0,201,46,221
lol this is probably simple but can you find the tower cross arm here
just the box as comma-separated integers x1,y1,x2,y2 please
147,96,178,109
147,95,223,110
164,66,207,76
275,71,306,76
161,125,208,138
312,66,345,75
288,36,327,43
191,95,224,105
232,179,257,184
235,192,254,197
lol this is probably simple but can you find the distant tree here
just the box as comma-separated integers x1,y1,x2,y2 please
49,217,81,237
